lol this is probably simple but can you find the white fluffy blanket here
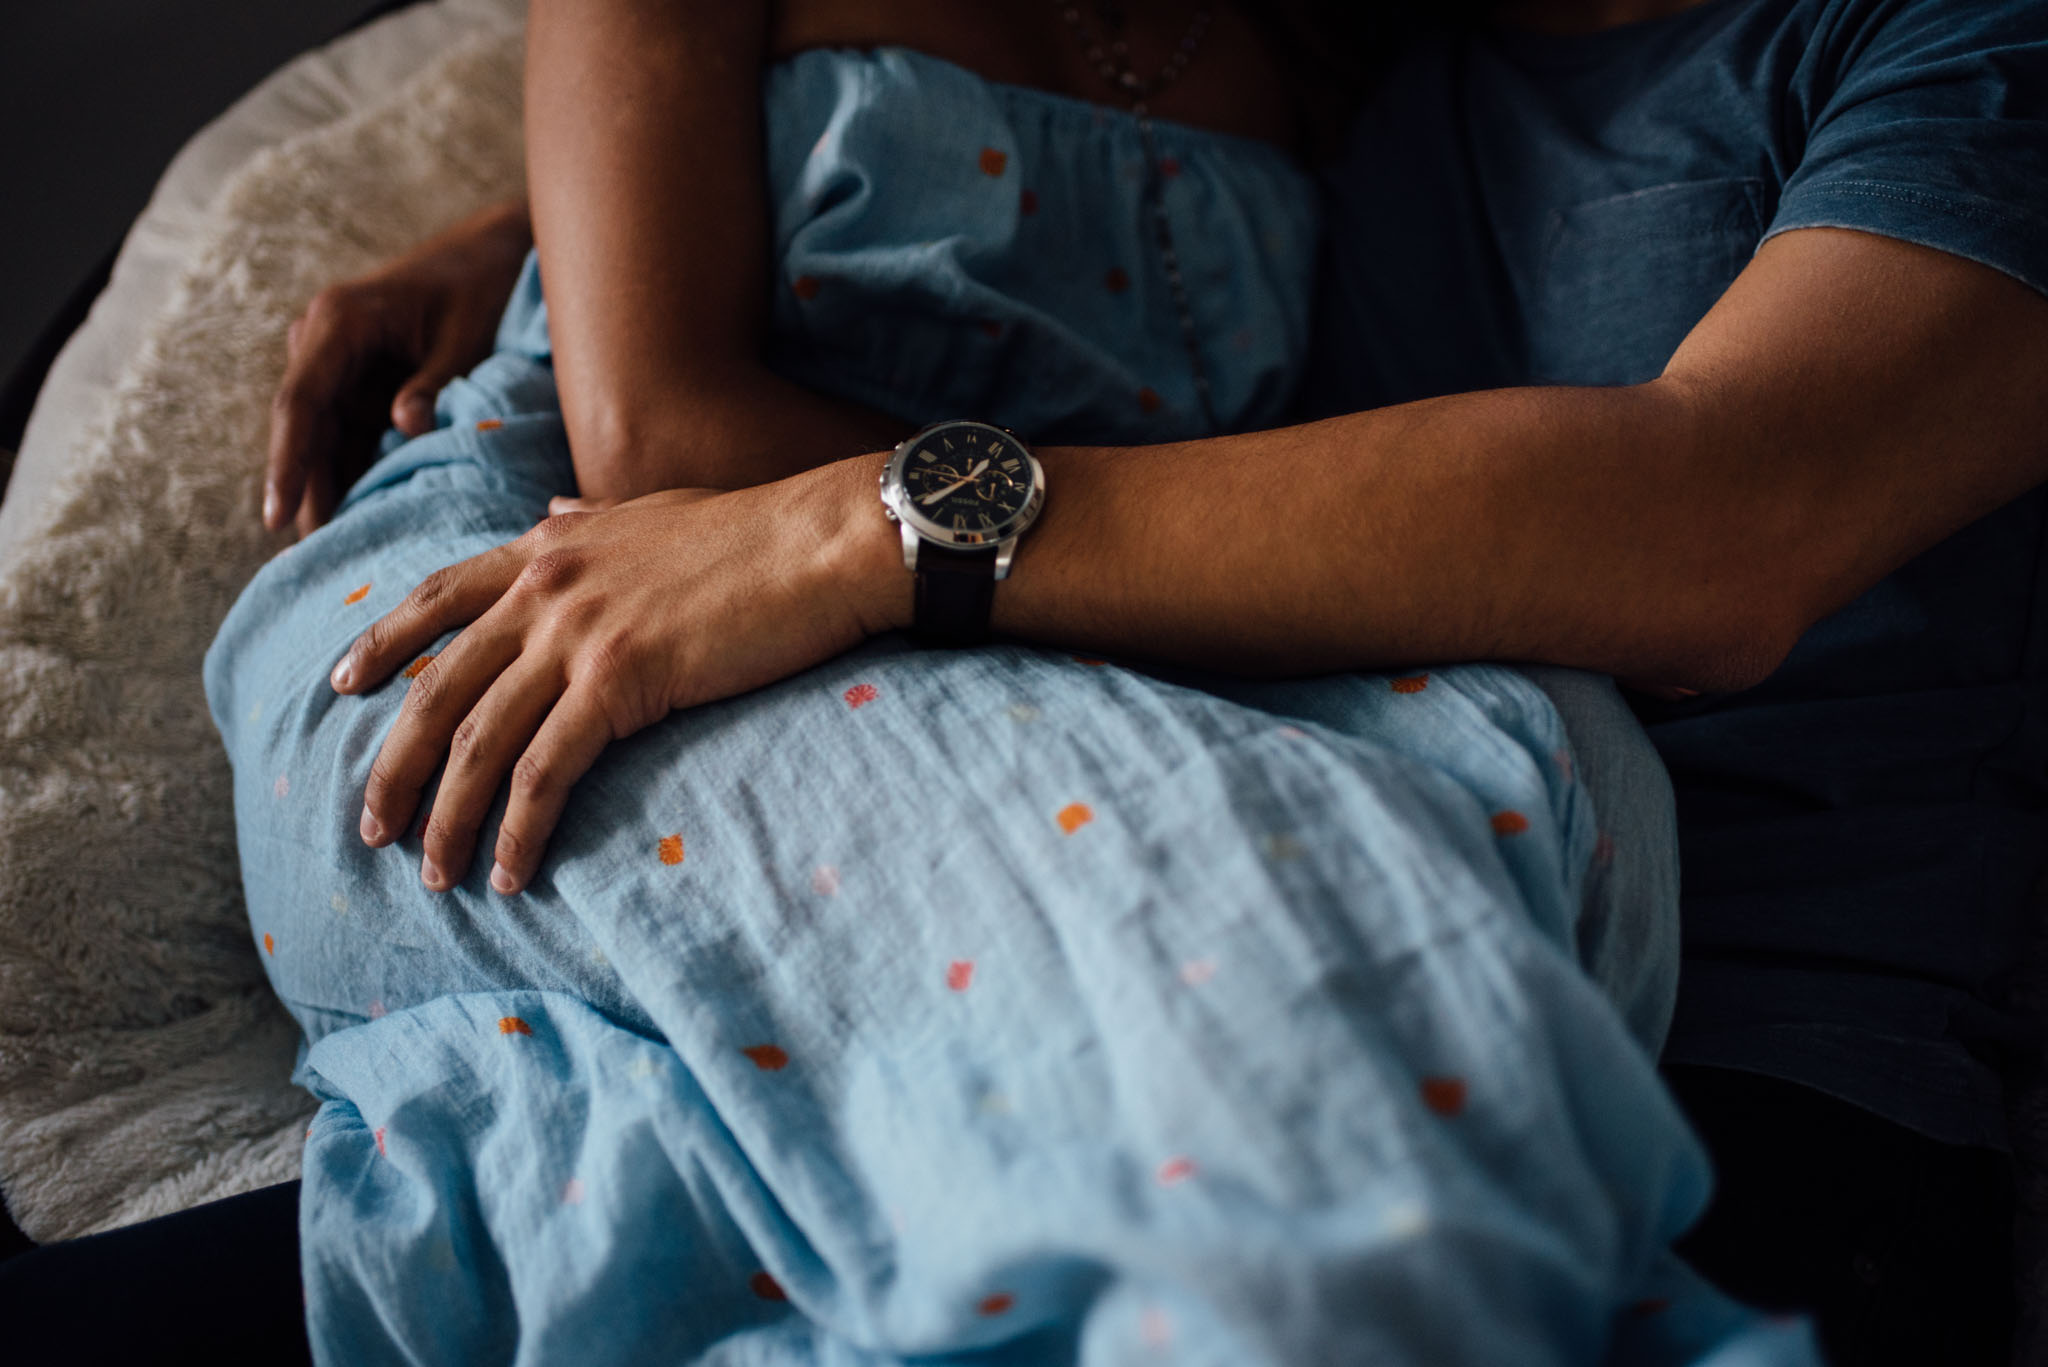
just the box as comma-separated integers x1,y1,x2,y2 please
0,30,527,1242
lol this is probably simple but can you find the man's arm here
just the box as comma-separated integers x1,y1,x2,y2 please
526,0,904,499
972,228,2048,691
336,225,2048,891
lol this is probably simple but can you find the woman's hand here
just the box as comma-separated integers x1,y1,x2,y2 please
330,459,906,894
265,199,533,535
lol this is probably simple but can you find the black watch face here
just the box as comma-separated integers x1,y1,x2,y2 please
900,425,1036,540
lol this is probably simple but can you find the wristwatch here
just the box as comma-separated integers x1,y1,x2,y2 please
879,419,1045,646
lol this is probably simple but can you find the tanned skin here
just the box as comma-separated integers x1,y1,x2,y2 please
524,0,1304,501
293,1,2048,894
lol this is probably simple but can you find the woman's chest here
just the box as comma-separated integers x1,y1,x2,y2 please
769,0,1300,148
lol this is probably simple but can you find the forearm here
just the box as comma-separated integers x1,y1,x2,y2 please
1019,384,1812,685
841,230,2048,692
840,381,1800,689
589,368,907,492
525,0,899,496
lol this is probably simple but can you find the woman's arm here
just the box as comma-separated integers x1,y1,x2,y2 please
335,226,2048,892
525,0,904,499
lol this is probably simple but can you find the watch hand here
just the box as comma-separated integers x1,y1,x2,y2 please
918,458,990,506
975,469,1019,499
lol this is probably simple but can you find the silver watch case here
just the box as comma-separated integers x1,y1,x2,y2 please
879,420,1045,579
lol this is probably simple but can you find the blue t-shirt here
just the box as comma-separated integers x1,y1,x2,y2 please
1311,0,2048,1148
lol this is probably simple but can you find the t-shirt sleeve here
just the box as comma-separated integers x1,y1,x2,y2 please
1768,0,2048,298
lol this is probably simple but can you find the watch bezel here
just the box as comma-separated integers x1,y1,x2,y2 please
881,420,1045,551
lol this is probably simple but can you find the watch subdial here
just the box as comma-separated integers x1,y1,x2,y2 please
972,468,1021,505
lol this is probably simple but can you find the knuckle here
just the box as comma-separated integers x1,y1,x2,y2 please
354,620,389,661
270,377,310,420
494,822,531,864
403,668,446,719
581,632,637,689
365,757,406,802
448,715,485,767
517,549,580,595
558,593,606,633
409,569,451,614
509,753,553,801
302,286,352,331
530,513,581,545
421,815,469,853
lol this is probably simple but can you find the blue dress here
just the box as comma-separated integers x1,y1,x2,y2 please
498,46,1318,441
206,48,1815,1367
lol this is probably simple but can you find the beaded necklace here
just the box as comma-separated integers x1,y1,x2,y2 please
1053,1,1220,431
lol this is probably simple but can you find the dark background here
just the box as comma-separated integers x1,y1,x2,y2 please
0,1,383,418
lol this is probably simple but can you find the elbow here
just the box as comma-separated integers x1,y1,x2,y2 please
1637,594,1806,698
561,364,776,499
1683,616,1802,695
563,392,702,501
560,392,653,499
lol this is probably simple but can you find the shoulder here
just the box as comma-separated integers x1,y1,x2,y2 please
1792,0,2048,92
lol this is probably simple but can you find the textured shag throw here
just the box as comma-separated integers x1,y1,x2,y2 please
0,30,526,1241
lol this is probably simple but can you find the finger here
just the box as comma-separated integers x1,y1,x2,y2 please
389,335,471,436
417,655,563,891
489,684,617,895
306,457,341,530
392,389,438,438
358,613,525,850
332,546,525,693
295,459,338,539
265,289,367,531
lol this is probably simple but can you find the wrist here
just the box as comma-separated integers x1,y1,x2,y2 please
812,450,913,637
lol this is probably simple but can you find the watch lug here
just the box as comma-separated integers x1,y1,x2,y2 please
993,541,1017,580
900,520,921,571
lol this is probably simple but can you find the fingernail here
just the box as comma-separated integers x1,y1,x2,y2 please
490,863,517,895
263,489,281,528
360,807,383,844
421,853,445,890
330,657,354,691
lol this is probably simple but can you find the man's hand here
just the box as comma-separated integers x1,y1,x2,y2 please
265,199,533,535
330,458,905,895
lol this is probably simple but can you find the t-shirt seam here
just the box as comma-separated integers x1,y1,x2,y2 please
1777,178,2040,232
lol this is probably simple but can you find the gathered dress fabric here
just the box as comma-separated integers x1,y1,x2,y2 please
206,48,1813,1366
